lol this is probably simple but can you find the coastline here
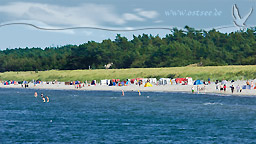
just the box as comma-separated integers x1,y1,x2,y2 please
1,82,255,96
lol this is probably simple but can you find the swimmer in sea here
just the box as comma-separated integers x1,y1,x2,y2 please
122,90,124,96
138,90,141,96
34,92,38,98
41,93,46,102
45,96,50,102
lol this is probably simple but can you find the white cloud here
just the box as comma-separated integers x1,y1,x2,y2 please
134,8,159,19
0,2,125,27
123,13,145,21
154,20,163,23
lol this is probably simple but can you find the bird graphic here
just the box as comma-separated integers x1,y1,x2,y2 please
232,4,253,27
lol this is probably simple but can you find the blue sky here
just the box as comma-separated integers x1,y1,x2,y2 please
0,0,255,49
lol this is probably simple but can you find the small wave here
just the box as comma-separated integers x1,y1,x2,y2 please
110,97,117,99
203,102,223,106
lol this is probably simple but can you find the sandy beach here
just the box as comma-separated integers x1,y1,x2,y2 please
1,80,256,96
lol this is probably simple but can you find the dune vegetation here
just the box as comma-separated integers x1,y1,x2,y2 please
0,65,256,82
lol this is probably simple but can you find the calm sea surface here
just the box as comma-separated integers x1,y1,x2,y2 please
1,88,256,143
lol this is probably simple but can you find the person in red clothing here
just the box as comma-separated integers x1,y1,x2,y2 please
224,84,227,92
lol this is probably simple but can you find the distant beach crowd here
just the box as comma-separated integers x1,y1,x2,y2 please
0,78,255,96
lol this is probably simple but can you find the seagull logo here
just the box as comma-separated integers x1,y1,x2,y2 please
232,4,253,27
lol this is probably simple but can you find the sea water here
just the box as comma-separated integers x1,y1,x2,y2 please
1,88,256,143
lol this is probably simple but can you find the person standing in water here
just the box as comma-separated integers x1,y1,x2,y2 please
41,93,46,102
34,92,38,98
122,90,124,96
45,95,50,102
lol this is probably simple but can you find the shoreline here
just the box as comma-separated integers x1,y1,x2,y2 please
1,82,255,96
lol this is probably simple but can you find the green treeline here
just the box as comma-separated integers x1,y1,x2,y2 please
0,26,255,72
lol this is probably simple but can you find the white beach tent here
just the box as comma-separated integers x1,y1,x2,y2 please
186,77,193,85
149,78,157,84
159,78,171,85
100,79,110,85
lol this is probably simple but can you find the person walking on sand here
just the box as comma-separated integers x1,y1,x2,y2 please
191,87,195,93
231,85,234,93
216,84,219,91
236,85,240,93
197,85,199,94
224,84,227,92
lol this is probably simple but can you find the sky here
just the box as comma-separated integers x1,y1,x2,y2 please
0,0,255,49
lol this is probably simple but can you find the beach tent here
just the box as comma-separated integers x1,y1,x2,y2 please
159,78,171,85
175,78,186,84
194,80,203,85
170,79,176,85
221,80,227,85
100,80,109,85
136,78,144,81
186,77,193,85
144,82,153,87
149,78,157,84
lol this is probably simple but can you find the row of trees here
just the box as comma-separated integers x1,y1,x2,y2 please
0,26,255,72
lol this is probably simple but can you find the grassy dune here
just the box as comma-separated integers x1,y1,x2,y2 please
0,65,256,82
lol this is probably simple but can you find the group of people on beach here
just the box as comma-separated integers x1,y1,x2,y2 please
34,92,49,102
215,80,256,94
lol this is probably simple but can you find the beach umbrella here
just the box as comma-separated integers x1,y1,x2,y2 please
194,80,203,85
